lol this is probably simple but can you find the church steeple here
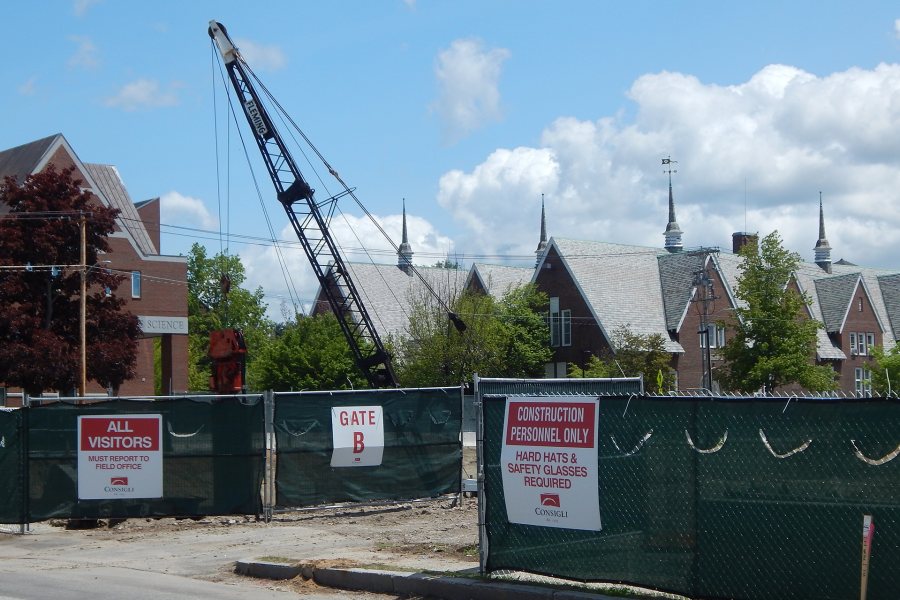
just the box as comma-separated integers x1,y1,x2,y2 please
814,191,832,273
662,156,683,253
397,198,414,271
535,193,548,267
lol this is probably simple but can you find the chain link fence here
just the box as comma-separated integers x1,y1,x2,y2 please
477,382,899,600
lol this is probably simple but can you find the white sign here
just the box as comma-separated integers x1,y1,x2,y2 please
500,397,601,531
77,414,163,500
330,405,384,467
137,316,188,335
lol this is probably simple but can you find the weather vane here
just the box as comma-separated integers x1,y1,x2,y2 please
662,155,677,186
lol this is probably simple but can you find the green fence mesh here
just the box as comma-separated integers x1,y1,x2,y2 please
0,408,26,524
274,388,461,507
27,397,265,521
481,394,900,600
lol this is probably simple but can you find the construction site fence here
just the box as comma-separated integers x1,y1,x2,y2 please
0,386,469,525
476,380,899,600
271,387,463,508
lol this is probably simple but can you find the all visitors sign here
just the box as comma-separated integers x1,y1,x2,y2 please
500,396,601,530
77,414,163,500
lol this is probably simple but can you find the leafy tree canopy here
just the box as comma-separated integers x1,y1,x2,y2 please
186,243,273,391
718,231,835,393
572,325,675,393
0,165,139,395
868,346,898,396
254,313,366,391
396,284,551,386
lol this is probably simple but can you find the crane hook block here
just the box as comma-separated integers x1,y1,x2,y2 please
277,179,315,205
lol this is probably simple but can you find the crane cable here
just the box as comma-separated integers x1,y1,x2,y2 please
211,40,305,318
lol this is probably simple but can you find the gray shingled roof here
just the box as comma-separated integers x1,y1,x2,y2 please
335,262,468,343
84,164,157,256
878,274,900,341
468,263,534,299
550,238,684,353
814,273,860,333
0,134,58,184
658,251,706,331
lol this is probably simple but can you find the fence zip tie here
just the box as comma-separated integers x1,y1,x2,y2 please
610,430,653,456
279,420,318,437
759,429,811,458
166,423,204,438
429,409,451,425
851,439,900,466
782,393,798,414
622,393,636,417
685,429,728,454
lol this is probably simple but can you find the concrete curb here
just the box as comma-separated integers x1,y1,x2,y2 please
237,559,625,600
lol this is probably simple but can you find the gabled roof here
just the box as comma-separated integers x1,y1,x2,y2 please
319,262,468,343
657,251,705,331
0,134,59,183
84,164,157,255
878,274,900,341
814,272,860,333
466,263,533,299
545,238,683,353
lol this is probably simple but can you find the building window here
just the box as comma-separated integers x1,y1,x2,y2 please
700,325,726,349
561,309,572,347
858,297,863,312
549,297,559,347
867,333,876,353
849,332,857,356
857,332,868,357
131,271,142,299
855,367,872,397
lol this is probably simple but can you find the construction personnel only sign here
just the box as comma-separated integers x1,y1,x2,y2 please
77,414,163,500
330,405,384,467
500,396,601,531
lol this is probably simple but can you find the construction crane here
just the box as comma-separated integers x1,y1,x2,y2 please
208,20,398,388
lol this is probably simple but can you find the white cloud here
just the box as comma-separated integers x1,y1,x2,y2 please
240,209,453,319
18,76,37,96
104,79,180,111
235,38,286,71
895,18,900,39
67,35,99,70
437,63,900,270
160,191,218,231
431,38,510,143
73,0,101,16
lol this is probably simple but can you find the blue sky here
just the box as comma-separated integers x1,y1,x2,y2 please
4,1,900,320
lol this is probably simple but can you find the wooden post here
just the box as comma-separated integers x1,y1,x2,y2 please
860,514,874,600
79,213,86,397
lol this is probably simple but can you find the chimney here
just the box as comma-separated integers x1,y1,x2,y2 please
732,232,758,254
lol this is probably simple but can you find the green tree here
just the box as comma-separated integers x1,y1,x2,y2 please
719,231,835,393
186,243,273,391
396,284,551,386
254,313,367,391
868,346,899,395
0,166,140,395
571,325,675,392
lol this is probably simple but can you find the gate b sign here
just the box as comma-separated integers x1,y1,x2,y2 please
330,405,384,467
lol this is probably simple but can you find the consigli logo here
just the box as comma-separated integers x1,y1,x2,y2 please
110,477,128,486
540,493,560,507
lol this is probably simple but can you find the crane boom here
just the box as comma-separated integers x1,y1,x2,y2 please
208,20,397,388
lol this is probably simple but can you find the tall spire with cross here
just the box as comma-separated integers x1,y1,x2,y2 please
397,198,414,271
535,193,548,267
662,156,683,253
814,191,832,273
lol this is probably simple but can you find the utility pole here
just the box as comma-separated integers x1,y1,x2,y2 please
79,212,86,397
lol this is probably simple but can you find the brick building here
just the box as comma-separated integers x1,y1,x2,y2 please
0,134,188,397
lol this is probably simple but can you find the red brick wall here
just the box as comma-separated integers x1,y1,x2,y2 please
534,247,612,374
833,282,882,392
